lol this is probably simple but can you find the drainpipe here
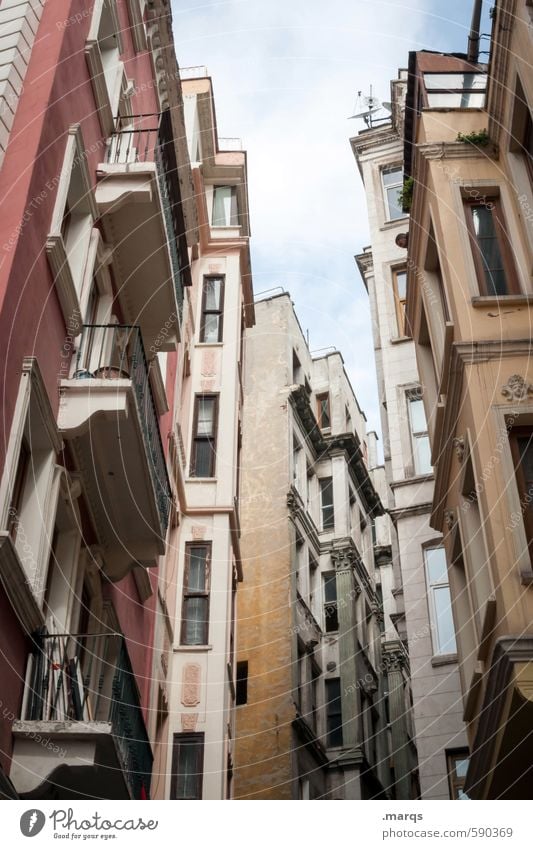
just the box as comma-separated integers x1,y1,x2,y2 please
467,0,483,64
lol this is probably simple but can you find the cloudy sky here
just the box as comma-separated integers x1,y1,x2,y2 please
172,0,492,437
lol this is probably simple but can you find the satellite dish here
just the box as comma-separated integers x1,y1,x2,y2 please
382,101,393,112
348,87,389,125
348,109,374,120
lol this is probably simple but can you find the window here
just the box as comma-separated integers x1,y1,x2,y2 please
86,0,124,135
382,165,404,221
509,428,533,562
212,186,238,226
292,438,302,492
236,661,248,705
180,543,211,645
292,350,303,384
464,199,519,296
447,750,470,799
7,440,30,540
423,72,486,108
316,393,331,430
424,546,457,656
323,573,339,633
392,267,408,336
171,733,204,799
407,393,432,475
319,477,334,531
309,553,319,615
325,678,343,747
200,276,224,343
190,395,218,477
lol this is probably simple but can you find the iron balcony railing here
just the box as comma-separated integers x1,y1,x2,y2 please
24,631,153,800
104,112,186,318
74,324,171,531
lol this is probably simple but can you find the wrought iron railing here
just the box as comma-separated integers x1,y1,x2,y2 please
24,631,153,800
104,112,186,318
74,324,171,531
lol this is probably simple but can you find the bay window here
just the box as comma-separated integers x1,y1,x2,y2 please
180,543,211,646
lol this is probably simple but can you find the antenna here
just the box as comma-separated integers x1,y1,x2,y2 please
348,86,392,128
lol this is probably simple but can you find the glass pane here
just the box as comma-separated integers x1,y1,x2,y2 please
517,434,533,504
197,398,215,435
409,398,427,433
188,548,207,591
202,314,220,343
427,91,485,108
395,270,407,299
382,167,402,187
455,758,469,779
324,604,339,632
183,597,208,645
194,439,214,477
386,185,404,220
323,573,337,603
414,434,432,474
471,206,508,296
424,73,486,91
434,585,457,653
204,278,222,310
425,546,448,585
320,397,330,428
212,186,237,226
177,741,201,799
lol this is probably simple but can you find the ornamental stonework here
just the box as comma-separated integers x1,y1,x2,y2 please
181,712,199,732
501,375,533,402
182,663,201,706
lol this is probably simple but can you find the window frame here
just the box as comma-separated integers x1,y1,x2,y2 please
316,393,331,431
170,732,204,800
85,0,124,136
422,71,486,109
381,164,404,222
199,275,225,344
180,542,211,646
508,426,533,563
190,394,219,478
212,185,239,227
392,265,408,337
424,545,457,657
323,572,339,633
325,677,343,748
319,476,335,531
407,391,432,475
446,749,470,799
464,197,520,297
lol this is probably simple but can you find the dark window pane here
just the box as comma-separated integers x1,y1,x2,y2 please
323,573,337,603
172,735,204,799
324,603,339,633
193,439,214,477
471,205,508,296
326,678,343,747
183,597,208,645
187,548,207,591
236,661,248,705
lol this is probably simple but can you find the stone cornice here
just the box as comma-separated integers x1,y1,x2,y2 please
417,141,498,163
287,487,320,553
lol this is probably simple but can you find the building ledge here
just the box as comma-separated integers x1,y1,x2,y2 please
431,653,458,667
471,295,533,308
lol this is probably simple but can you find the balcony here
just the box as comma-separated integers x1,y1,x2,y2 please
58,325,172,578
96,112,190,351
10,632,153,800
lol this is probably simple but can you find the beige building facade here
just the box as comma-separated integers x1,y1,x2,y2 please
352,72,468,799
403,0,533,799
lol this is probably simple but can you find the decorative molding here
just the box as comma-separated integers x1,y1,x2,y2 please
382,648,407,674
181,712,199,732
181,662,201,706
452,436,466,462
84,41,115,138
127,0,148,52
444,509,455,530
45,236,82,334
417,140,498,163
501,374,533,402
330,547,357,573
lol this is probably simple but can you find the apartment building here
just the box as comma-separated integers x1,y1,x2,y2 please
234,292,417,800
403,0,533,798
352,73,468,798
156,73,254,800
0,0,196,799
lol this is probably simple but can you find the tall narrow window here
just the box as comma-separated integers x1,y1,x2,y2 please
212,186,238,226
200,276,224,343
236,661,248,706
465,199,519,296
509,428,533,561
316,393,331,430
7,440,30,539
408,393,432,475
181,543,211,645
171,733,204,799
323,573,339,633
325,678,343,747
392,267,408,336
382,165,404,221
424,546,457,655
190,395,218,477
319,477,334,531
447,750,470,799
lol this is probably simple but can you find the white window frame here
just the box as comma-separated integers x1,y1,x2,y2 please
85,0,124,136
407,390,432,475
381,164,404,222
424,545,457,656
126,0,147,52
46,125,98,334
